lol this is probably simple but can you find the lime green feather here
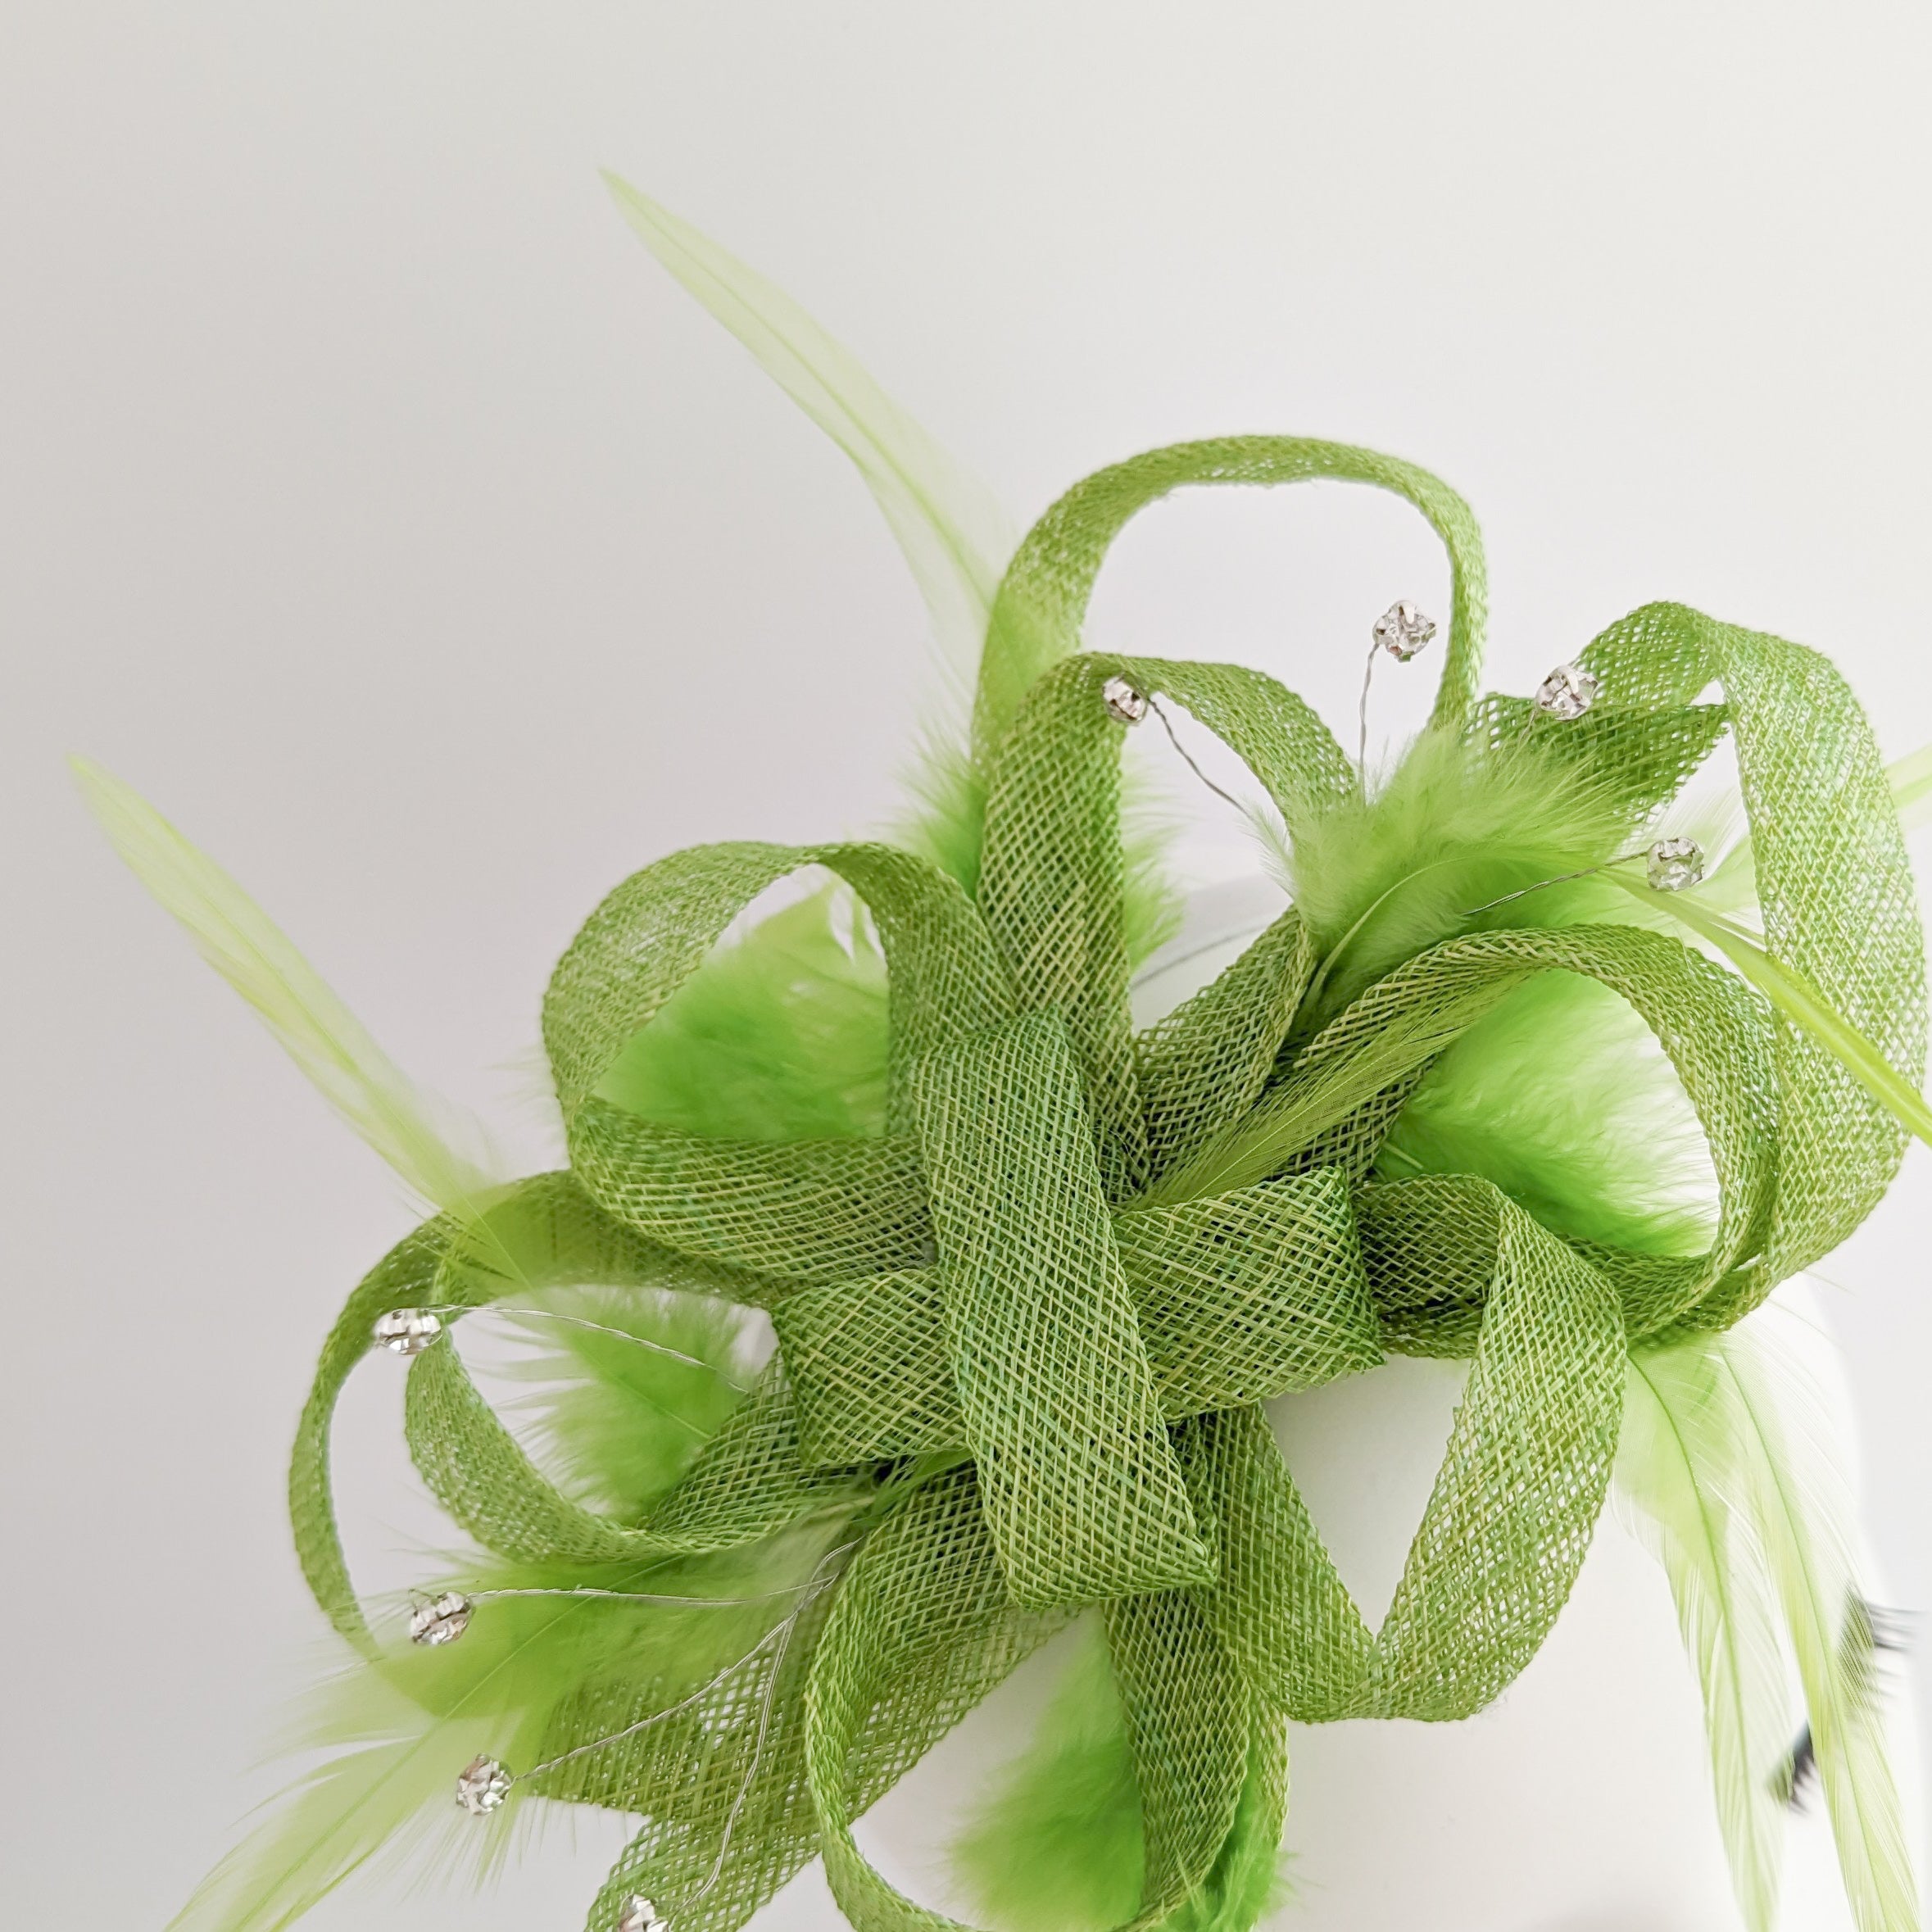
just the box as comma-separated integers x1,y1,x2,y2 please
1615,1339,1793,1931
497,1281,764,1522
1615,1302,1920,1932
74,756,502,1218
950,1618,1147,1932
1155,1732,1290,1932
597,886,891,1142
1622,879,1932,1150
603,175,1014,886
1277,727,1632,1034
1721,1305,1921,1932
1703,741,1932,913
1379,968,1718,1255
170,1529,841,1932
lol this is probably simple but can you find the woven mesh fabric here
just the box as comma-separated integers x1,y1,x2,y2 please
285,438,1924,1931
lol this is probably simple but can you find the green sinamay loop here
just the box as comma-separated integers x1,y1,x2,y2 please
970,436,1489,768
283,440,1922,1932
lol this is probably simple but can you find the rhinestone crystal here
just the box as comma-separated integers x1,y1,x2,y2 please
1372,601,1436,661
371,1307,442,1356
618,1898,669,1932
1101,676,1149,724
1533,662,1601,720
409,1590,475,1647
455,1754,513,1816
1646,837,1706,892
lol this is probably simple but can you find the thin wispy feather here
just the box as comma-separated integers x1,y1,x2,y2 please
603,175,1015,883
1615,1337,1794,1930
73,757,505,1218
1721,1303,1921,1932
1619,1300,1920,1932
1689,741,1931,915
171,1528,842,1932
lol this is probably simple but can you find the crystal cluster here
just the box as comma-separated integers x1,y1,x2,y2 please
1646,837,1706,892
618,1898,669,1932
371,1307,442,1356
455,1754,513,1816
409,1590,474,1647
1533,662,1600,720
1372,601,1436,660
1101,676,1149,725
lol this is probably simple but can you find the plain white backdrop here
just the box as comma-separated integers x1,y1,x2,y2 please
4,5,1930,1927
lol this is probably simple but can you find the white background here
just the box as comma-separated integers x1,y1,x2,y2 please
3,4,1930,1927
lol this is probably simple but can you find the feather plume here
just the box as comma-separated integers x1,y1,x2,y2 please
1275,727,1632,1033
950,1617,1146,1932
1618,1299,1920,1932
1614,1338,1794,1930
597,885,891,1142
1380,968,1718,1256
1158,1736,1291,1932
1618,879,1932,1150
1721,1300,1921,1932
170,1528,844,1932
601,175,1014,881
496,1281,768,1523
73,757,504,1218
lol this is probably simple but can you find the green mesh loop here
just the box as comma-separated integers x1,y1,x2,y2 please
1580,604,1925,1293
1186,1184,1626,1723
971,436,1488,764
288,1172,853,1651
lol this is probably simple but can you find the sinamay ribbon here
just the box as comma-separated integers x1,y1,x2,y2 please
289,440,1923,1932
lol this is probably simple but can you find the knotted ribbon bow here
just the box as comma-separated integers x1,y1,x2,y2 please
292,440,1923,1932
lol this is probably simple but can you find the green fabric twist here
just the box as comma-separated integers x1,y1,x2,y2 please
284,437,1922,1932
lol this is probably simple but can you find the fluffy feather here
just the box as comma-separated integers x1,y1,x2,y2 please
1379,968,1719,1255
170,1528,844,1932
497,1281,767,1522
1273,727,1634,1034
950,1617,1146,1932
599,886,891,1142
1158,1736,1291,1932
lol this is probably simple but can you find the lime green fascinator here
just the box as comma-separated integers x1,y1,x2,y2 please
87,185,1932,1932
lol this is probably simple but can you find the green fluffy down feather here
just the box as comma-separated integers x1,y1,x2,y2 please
950,1621,1289,1932
1277,725,1635,1034
598,886,891,1142
950,1618,1149,1932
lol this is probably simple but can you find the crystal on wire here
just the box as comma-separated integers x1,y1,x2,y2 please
618,1898,669,1932
455,1754,513,1816
409,1590,474,1646
1372,601,1436,660
1533,662,1600,719
1646,837,1706,892
371,1307,442,1355
1102,676,1149,725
